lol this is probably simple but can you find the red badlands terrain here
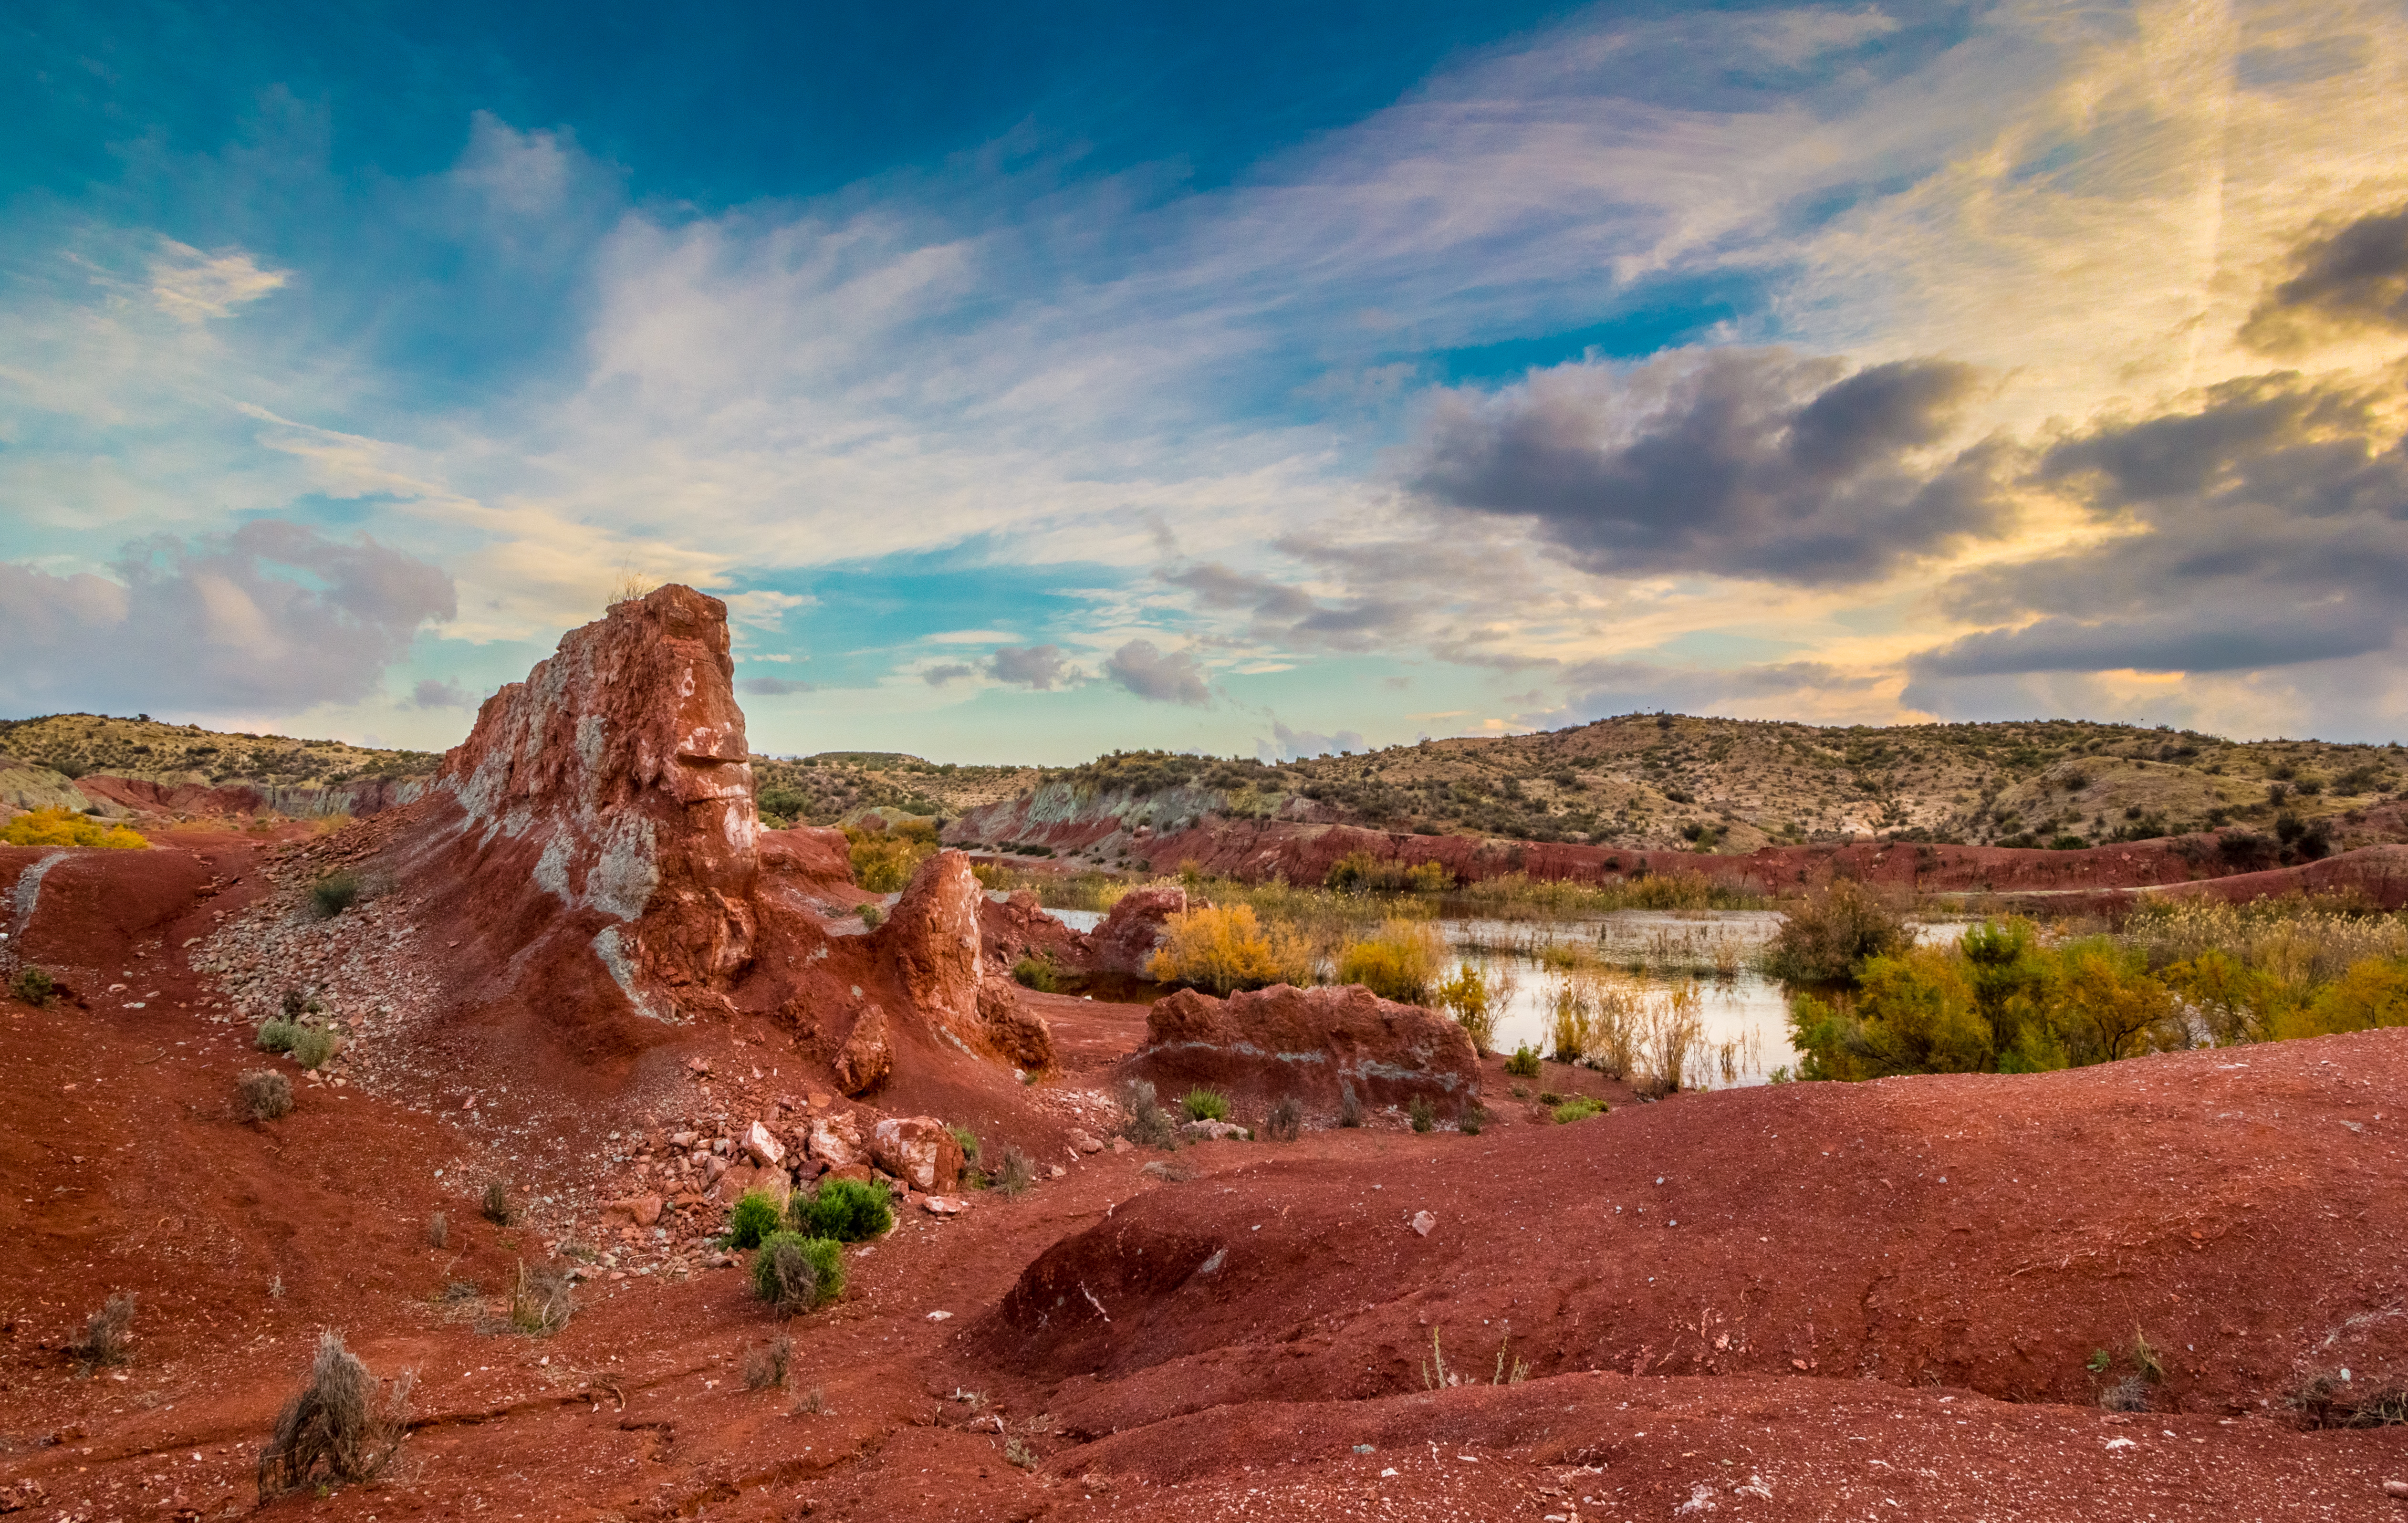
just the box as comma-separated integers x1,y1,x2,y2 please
4,590,2405,1522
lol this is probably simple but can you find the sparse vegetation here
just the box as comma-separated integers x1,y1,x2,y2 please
506,1260,575,1335
1337,1086,1364,1128
1119,1080,1181,1149
751,1232,844,1314
70,1293,136,1374
237,1070,293,1120
792,1178,893,1242
997,1146,1035,1197
8,966,55,1007
1503,1044,1542,1078
480,1179,513,1226
948,1123,981,1163
1011,954,1062,992
288,1025,338,1070
846,818,940,892
1263,1095,1304,1141
1457,1100,1485,1136
744,1335,792,1391
256,1331,411,1499
727,1188,783,1249
1553,1095,1605,1124
255,1019,299,1054
856,902,884,928
307,870,363,918
1434,960,1508,1054
1180,1087,1231,1122
1408,1095,1436,1132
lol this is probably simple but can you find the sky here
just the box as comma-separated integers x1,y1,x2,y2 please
3,0,2407,763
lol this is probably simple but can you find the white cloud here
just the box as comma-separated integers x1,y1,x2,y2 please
146,240,289,323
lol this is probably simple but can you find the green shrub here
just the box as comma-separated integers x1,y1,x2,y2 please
1503,1044,1542,1078
1761,879,1910,986
726,1189,783,1249
308,871,362,919
856,902,884,928
1011,956,1061,992
1553,1095,1605,1124
1408,1096,1435,1133
256,1019,300,1054
1180,1087,1230,1122
1457,1101,1486,1136
792,1177,893,1241
947,1124,980,1163
9,966,55,1007
288,1026,338,1070
751,1232,844,1313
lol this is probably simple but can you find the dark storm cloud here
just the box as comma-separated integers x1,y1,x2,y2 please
1905,366,2408,697
1103,639,1210,706
1157,561,1411,654
2241,202,2408,353
0,521,454,714
1404,348,2012,585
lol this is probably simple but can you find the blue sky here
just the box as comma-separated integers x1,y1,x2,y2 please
5,0,2408,760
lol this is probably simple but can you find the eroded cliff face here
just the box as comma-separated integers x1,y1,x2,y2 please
434,585,764,1013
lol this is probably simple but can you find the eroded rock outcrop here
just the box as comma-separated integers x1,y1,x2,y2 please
878,851,1056,1071
1121,983,1478,1121
1090,886,1186,975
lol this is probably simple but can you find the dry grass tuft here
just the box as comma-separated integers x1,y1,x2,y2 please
70,1293,136,1374
744,1335,792,1391
256,1331,412,1499
237,1070,293,1121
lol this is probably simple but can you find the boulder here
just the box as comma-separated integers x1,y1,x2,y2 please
807,1111,867,1169
742,1120,783,1168
1090,887,1187,976
1181,1119,1249,1142
877,851,984,1029
870,1116,966,1193
976,975,1056,1071
833,1004,891,1095
1120,983,1480,1123
1067,1128,1105,1155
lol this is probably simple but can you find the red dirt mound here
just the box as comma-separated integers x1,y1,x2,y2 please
1119,981,1480,1122
973,1030,2408,1438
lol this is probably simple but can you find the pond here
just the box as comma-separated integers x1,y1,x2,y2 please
1034,902,1963,1090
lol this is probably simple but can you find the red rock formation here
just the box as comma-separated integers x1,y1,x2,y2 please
877,851,1057,1071
1120,983,1478,1121
978,888,1089,971
1089,886,1186,975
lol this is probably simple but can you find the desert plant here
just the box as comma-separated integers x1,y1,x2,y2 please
255,1331,411,1499
288,1025,338,1070
1503,1043,1542,1078
1004,1435,1040,1470
480,1179,513,1226
1434,960,1504,1054
1181,1087,1231,1122
948,1124,981,1164
744,1335,792,1391
1408,1096,1436,1132
793,1177,893,1242
997,1146,1035,1197
237,1070,293,1121
308,870,362,918
1553,1095,1605,1124
2288,1370,2408,1428
1263,1095,1304,1141
1119,1079,1181,1149
1457,1100,1486,1136
9,966,55,1007
1761,879,1911,985
751,1232,844,1314
845,824,937,893
1337,1086,1363,1128
1334,920,1447,1003
727,1188,783,1249
255,1019,300,1054
1011,955,1061,992
1420,1328,1451,1390
507,1260,575,1335
1146,904,1313,994
427,1212,448,1250
70,1292,136,1373
856,902,884,928
0,807,146,850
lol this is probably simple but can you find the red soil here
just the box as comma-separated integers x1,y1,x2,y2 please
7,835,2406,1521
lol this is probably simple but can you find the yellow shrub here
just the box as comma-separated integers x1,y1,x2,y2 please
1434,960,1505,1053
2292,957,2408,1036
0,807,147,850
1147,904,1313,994
1334,919,1446,1002
845,826,935,892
